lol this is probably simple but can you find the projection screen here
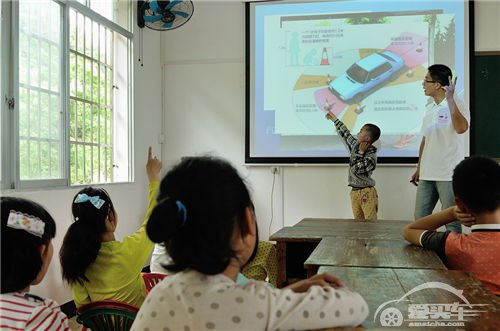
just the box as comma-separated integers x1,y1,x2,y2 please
246,0,473,164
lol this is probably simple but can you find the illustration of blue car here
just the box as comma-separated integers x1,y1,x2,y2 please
329,51,405,103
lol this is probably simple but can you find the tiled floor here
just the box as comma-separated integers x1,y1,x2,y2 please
68,316,82,331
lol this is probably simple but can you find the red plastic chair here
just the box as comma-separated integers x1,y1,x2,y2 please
142,272,167,293
76,300,139,331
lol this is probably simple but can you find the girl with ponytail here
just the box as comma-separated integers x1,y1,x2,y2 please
132,156,368,331
59,147,162,308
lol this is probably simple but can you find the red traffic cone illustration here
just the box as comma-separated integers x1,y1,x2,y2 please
321,47,330,65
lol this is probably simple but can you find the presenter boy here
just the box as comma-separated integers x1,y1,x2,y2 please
325,106,381,221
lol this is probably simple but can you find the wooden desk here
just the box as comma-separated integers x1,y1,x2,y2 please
318,266,500,330
269,218,407,287
304,237,446,274
272,220,405,241
296,218,404,228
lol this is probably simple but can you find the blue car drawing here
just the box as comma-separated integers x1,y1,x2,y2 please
329,51,405,103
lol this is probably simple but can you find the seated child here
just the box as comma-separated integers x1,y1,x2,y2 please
1,197,69,331
59,147,162,308
150,243,267,286
150,242,172,274
131,156,369,330
403,156,500,295
325,106,381,221
241,240,278,287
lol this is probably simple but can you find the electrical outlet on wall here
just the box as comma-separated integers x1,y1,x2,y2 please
271,166,279,174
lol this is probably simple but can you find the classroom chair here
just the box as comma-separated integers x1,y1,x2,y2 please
76,300,139,331
142,272,167,293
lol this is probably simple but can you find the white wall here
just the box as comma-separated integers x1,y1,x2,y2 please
1,25,163,304
475,0,500,52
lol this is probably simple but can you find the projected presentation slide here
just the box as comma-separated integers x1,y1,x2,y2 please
247,0,470,163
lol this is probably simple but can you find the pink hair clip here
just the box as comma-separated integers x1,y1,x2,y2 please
7,210,45,237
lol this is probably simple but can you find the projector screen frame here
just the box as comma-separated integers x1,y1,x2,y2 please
245,0,475,165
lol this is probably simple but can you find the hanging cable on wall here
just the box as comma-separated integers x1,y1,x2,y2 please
268,167,279,237
138,28,144,67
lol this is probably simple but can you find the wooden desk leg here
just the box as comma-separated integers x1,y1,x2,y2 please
276,242,287,288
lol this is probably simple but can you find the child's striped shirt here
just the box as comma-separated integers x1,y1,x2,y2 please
0,292,69,331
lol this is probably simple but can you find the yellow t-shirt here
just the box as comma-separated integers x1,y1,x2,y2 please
72,181,159,308
241,241,278,287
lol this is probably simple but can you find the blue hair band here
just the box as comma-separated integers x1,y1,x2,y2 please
176,200,187,225
74,193,105,209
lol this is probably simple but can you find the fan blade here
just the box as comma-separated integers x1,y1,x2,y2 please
165,0,183,10
171,10,190,18
163,21,174,29
149,1,160,12
144,14,164,22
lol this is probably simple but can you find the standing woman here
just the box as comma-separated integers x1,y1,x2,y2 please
132,156,368,331
59,147,162,308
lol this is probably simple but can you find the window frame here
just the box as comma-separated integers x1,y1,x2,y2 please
1,0,133,191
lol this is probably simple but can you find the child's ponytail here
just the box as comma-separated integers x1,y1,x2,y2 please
147,197,183,244
60,187,112,284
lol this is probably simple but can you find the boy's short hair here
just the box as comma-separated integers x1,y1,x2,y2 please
363,123,381,143
452,156,500,214
428,64,452,87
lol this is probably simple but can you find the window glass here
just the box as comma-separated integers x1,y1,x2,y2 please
87,0,131,31
10,0,132,188
18,0,62,180
347,63,368,83
69,9,122,185
370,62,392,80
